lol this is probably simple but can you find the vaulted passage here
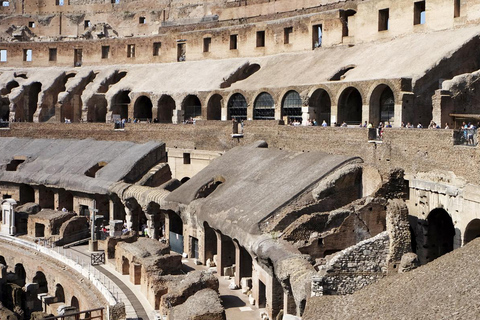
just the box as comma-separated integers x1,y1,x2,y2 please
254,92,275,120
282,90,302,123
424,208,455,263
338,87,362,125
183,95,202,120
370,84,394,126
207,94,222,120
112,90,130,120
464,219,480,245
134,96,153,121
228,93,247,121
310,89,331,124
157,95,175,123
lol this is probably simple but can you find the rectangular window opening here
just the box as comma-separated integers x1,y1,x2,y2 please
312,24,322,49
284,27,293,44
230,34,238,50
378,8,389,31
49,48,57,62
177,43,186,62
101,45,109,59
454,0,460,17
153,42,161,56
28,21,35,28
84,20,91,29
55,0,64,6
203,37,211,53
23,49,32,62
414,1,426,25
139,17,146,24
183,153,191,165
256,30,265,47
2,1,9,7
0,50,7,62
127,44,135,58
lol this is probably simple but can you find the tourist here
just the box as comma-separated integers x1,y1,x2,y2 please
428,120,436,129
313,119,318,126
321,120,327,127
417,122,423,128
444,123,449,129
341,121,347,127
367,122,373,128
385,121,392,128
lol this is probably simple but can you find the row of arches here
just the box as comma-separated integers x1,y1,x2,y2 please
108,84,395,125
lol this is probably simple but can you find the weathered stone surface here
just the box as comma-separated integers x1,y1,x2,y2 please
169,289,225,320
398,253,419,273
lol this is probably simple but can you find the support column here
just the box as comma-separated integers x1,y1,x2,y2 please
233,240,253,287
284,292,296,317
215,231,235,276
267,273,284,320
330,104,338,126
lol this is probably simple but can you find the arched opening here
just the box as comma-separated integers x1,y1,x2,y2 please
227,93,247,121
25,82,42,122
55,284,65,303
253,92,275,120
180,177,190,184
33,271,48,294
182,95,202,120
0,256,6,266
14,264,26,287
122,256,130,275
71,296,79,311
203,222,217,264
0,98,9,121
134,95,153,121
2,80,19,95
310,89,331,124
338,87,362,125
282,90,302,123
157,95,175,123
370,84,394,126
207,94,222,120
169,212,184,254
19,184,35,204
111,90,130,120
425,208,455,263
464,219,480,245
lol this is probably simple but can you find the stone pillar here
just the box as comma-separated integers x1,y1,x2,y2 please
164,212,171,241
143,204,161,239
266,273,284,320
432,89,454,128
172,109,184,124
284,292,297,316
301,106,311,125
54,192,60,210
330,103,338,126
233,240,252,288
215,231,235,276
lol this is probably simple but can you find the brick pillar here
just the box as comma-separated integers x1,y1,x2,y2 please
215,231,235,276
233,240,253,287
54,191,60,210
284,292,296,316
267,273,284,320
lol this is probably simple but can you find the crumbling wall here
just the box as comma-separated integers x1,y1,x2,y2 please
168,288,226,320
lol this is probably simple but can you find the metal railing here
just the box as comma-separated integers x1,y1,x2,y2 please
43,307,104,320
454,128,478,146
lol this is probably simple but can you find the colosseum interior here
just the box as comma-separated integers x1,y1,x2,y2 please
1,0,480,319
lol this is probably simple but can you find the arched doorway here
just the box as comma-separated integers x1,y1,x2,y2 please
182,95,202,120
134,96,153,121
227,93,247,121
169,212,184,254
111,90,130,120
33,271,48,294
338,87,362,125
26,82,42,122
15,264,26,287
253,92,275,120
55,284,65,303
464,219,480,245
0,256,6,266
370,85,394,126
310,89,331,124
158,95,175,123
207,94,222,120
122,257,130,275
71,296,79,311
425,208,455,263
282,90,302,123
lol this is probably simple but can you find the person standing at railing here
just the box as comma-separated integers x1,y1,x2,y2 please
468,123,476,145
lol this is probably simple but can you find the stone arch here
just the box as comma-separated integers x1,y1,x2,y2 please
182,95,202,120
338,86,362,125
0,255,6,267
33,271,48,294
124,197,145,234
369,84,394,126
464,218,480,245
180,177,190,184
253,92,275,120
424,208,455,263
87,97,108,123
15,263,26,287
282,90,302,123
310,88,331,125
157,94,175,123
227,93,247,121
207,94,223,120
14,82,42,122
2,80,19,95
111,90,130,120
55,283,65,303
133,95,153,121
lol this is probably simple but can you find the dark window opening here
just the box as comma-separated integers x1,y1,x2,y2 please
177,43,186,62
284,27,293,44
127,44,135,58
312,24,322,49
49,48,57,62
23,49,32,62
414,1,426,25
6,159,25,171
282,91,302,123
84,20,91,29
3,194,11,199
139,17,146,24
101,45,109,59
183,153,191,164
195,176,225,199
454,0,460,17
254,92,275,120
256,31,265,47
28,21,35,28
230,34,238,50
79,205,89,217
203,37,211,53
85,162,107,178
74,48,82,67
153,42,161,56
228,93,247,121
379,9,389,31
340,10,356,37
